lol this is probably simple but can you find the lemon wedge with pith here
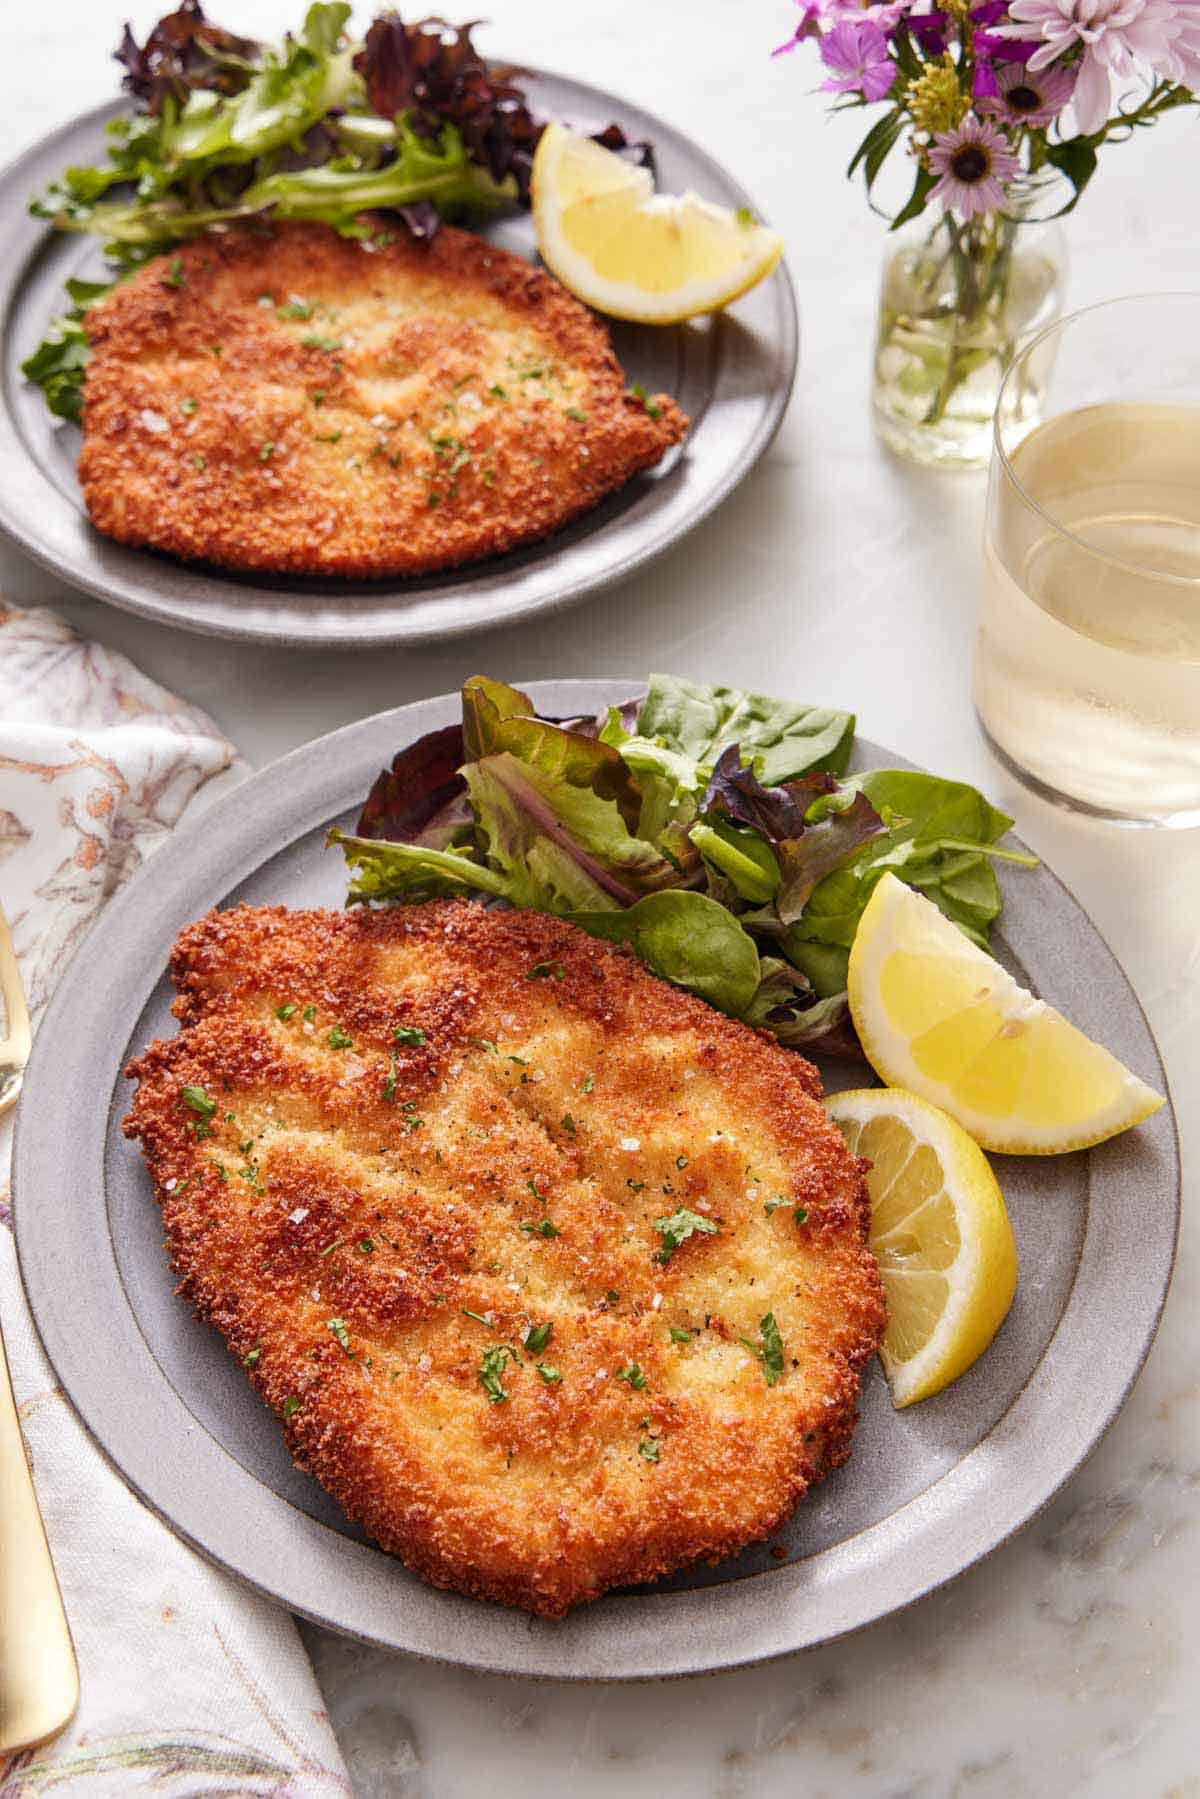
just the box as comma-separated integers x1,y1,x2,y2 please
847,873,1163,1155
531,122,784,323
825,1087,1018,1407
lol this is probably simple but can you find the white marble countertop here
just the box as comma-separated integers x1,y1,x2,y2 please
2,3,1197,1793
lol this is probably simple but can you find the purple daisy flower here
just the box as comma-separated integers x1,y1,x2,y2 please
928,117,1023,219
981,58,1077,126
819,18,895,101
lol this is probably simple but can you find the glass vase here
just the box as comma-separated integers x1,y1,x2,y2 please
872,178,1068,470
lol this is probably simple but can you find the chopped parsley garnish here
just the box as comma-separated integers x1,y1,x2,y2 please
652,1209,719,1264
566,407,588,424
402,1101,424,1131
302,1004,316,1022
382,1057,398,1103
523,1321,553,1354
526,1179,543,1201
479,1344,514,1403
393,1026,426,1045
639,1437,660,1463
630,381,663,421
489,383,508,399
561,1114,577,1135
319,1239,344,1257
302,333,343,351
605,1290,620,1305
311,390,326,407
327,1026,353,1049
275,1002,297,1020
519,1219,560,1238
582,1073,595,1094
670,1327,693,1344
182,1085,216,1120
313,430,343,444
282,1396,300,1419
180,397,198,415
468,1035,498,1054
536,1363,562,1384
327,1317,352,1355
277,296,314,320
740,1313,785,1387
259,441,275,461
616,1363,647,1390
357,1238,375,1254
211,1160,228,1182
508,1053,529,1067
528,961,565,980
462,1308,495,1329
795,1207,810,1226
243,1345,261,1368
193,454,207,471
764,1196,789,1216
162,256,185,289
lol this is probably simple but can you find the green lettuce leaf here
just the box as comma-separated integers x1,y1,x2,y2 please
20,276,114,423
36,116,510,249
464,753,680,911
462,675,642,832
632,674,855,786
567,892,762,1017
330,828,514,905
788,769,1032,951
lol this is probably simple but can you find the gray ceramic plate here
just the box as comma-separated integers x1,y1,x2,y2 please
13,683,1179,1680
0,75,796,649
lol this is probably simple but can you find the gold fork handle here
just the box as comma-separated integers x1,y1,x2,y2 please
0,1330,78,1754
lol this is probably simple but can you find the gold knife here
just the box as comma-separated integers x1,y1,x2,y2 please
0,907,78,1755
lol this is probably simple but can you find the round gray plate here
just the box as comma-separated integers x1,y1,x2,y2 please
13,683,1179,1680
0,76,796,649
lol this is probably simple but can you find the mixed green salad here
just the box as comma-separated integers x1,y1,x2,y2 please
24,1,647,422
332,675,1036,1058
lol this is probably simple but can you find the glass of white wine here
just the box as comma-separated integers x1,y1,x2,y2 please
974,294,1200,827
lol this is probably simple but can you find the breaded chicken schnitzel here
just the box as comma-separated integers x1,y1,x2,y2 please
78,221,686,578
123,902,884,1615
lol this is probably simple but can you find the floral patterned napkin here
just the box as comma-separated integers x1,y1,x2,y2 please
0,606,349,1798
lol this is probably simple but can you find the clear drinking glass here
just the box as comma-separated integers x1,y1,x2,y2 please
974,294,1200,827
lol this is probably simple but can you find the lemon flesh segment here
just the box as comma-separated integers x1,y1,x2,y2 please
848,873,1164,1155
531,122,783,323
826,1087,1018,1408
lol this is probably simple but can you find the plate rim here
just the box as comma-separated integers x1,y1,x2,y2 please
0,73,798,649
12,681,1181,1680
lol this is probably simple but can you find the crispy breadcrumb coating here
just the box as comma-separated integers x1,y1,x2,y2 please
123,901,884,1615
78,221,686,578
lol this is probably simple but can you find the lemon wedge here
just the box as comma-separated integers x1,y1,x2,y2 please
848,872,1164,1155
826,1087,1018,1407
531,122,784,323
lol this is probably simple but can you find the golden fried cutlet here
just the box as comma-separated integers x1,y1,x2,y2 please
78,221,687,578
123,901,884,1616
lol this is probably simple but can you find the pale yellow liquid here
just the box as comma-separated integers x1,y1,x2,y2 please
975,402,1200,822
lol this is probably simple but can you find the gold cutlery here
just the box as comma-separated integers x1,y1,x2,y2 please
0,907,78,1756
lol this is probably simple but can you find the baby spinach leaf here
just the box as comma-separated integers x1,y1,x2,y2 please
635,674,855,784
568,891,762,1018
